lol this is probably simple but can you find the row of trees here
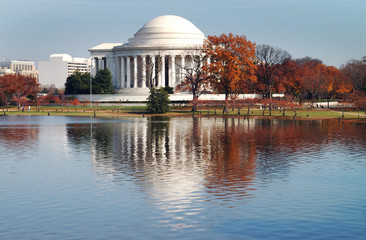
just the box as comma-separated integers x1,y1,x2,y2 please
176,33,366,113
0,73,87,109
0,68,114,108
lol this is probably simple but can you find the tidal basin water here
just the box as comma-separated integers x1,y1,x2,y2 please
0,116,365,239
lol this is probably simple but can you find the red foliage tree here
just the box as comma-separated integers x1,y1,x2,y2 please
300,60,327,105
0,77,8,106
0,74,39,110
40,94,62,105
204,33,257,113
348,91,366,117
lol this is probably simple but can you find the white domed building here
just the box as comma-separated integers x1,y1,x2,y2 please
89,15,205,94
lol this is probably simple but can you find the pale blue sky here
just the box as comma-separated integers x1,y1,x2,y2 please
1,0,365,67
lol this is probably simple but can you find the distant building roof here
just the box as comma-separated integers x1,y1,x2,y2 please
50,54,73,62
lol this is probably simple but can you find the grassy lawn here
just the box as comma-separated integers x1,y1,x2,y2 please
179,108,362,119
1,105,365,120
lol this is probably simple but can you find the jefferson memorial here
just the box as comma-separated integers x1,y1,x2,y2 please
89,15,205,94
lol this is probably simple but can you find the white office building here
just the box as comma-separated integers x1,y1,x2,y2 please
0,68,15,76
0,60,38,79
38,54,91,88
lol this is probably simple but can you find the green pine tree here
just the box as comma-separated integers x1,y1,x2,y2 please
64,70,90,94
147,87,170,113
92,68,114,94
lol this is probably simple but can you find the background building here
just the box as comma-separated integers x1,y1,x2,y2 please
0,67,15,76
38,54,91,88
0,60,38,79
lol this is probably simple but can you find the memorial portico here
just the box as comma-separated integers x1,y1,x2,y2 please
89,15,205,94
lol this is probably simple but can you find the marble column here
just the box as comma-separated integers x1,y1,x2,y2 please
188,55,193,68
170,55,175,87
98,58,102,70
180,55,185,83
133,56,137,88
102,57,107,69
151,55,155,87
161,56,165,87
117,57,121,88
121,57,125,88
94,57,99,73
126,57,131,88
142,55,146,88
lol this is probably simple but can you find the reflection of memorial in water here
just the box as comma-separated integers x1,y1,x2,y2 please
72,117,262,229
66,118,366,182
65,117,366,229
68,117,261,200
66,118,366,191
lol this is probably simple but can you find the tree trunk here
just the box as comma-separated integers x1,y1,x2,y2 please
191,95,198,113
223,94,229,114
269,89,272,116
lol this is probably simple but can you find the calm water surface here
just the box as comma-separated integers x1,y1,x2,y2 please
0,115,365,239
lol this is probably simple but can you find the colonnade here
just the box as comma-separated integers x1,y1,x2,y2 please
93,54,196,89
93,57,107,73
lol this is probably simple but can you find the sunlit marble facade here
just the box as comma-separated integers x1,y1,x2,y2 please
88,15,205,94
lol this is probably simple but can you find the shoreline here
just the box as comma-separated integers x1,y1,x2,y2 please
1,108,366,123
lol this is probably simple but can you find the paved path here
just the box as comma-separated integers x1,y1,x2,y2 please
329,110,366,117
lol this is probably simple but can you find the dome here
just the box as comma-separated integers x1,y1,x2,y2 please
128,15,205,47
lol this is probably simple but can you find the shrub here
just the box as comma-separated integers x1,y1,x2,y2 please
147,87,170,113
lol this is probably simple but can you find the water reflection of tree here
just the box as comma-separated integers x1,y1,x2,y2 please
66,122,124,172
146,116,171,162
202,118,257,197
0,126,39,153
66,123,91,150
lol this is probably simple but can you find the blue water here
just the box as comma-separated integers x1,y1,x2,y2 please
0,115,365,239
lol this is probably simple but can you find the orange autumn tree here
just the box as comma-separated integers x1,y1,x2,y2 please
204,33,257,113
323,66,352,107
301,59,327,106
281,59,304,101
